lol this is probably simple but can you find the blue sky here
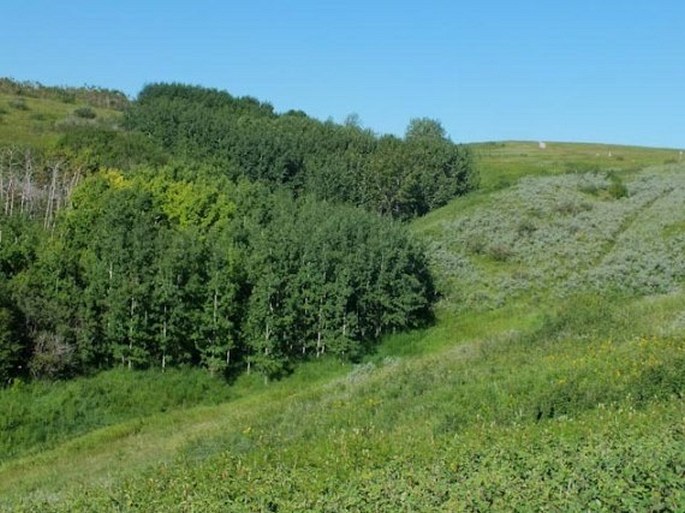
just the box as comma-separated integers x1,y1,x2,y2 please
2,1,683,147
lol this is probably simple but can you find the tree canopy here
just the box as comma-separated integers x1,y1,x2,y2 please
124,83,478,219
0,81,478,384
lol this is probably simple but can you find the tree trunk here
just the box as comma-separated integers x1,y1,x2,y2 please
128,296,136,369
19,152,29,214
44,163,59,229
162,304,167,371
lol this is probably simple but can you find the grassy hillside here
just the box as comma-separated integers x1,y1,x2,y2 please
473,140,682,191
1,294,682,510
1,126,683,512
0,91,121,148
417,164,685,311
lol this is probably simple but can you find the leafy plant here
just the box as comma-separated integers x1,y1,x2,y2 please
607,171,629,199
8,98,28,110
72,106,96,119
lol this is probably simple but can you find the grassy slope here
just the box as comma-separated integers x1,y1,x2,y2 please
472,140,682,191
0,92,120,148
1,121,684,510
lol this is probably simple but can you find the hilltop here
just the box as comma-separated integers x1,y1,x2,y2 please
0,83,683,511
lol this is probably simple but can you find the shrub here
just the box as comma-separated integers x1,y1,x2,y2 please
487,243,513,262
429,167,685,311
8,98,28,110
516,218,537,237
607,173,629,199
73,106,97,119
28,332,75,380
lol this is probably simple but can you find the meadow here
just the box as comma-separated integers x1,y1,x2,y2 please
471,140,682,191
0,92,121,149
0,90,683,511
1,165,683,511
1,290,682,511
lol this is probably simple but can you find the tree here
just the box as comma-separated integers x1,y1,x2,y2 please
0,279,27,384
405,117,447,142
124,83,477,221
344,113,362,128
196,223,245,375
240,194,435,377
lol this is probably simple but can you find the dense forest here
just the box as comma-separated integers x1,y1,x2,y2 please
0,80,477,384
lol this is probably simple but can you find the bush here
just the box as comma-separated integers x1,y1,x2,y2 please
73,106,96,119
8,98,28,110
487,243,513,262
28,332,74,380
0,367,235,461
607,172,629,199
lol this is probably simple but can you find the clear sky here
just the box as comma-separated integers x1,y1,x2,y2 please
2,1,683,148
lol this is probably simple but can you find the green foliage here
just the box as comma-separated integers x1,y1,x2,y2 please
7,168,434,380
421,167,685,312
0,367,234,461
0,215,42,279
2,79,684,512
8,98,28,111
0,77,129,110
241,194,435,374
0,216,41,383
607,171,629,199
1,162,684,512
72,106,96,119
405,116,447,141
0,283,27,385
532,291,635,343
55,125,167,171
2,296,683,510
125,83,477,219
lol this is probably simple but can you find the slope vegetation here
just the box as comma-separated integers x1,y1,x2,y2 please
1,138,683,511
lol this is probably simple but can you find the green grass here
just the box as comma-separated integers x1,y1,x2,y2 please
472,140,681,191
0,93,121,148
1,118,684,510
1,291,682,510
2,287,683,510
0,368,239,462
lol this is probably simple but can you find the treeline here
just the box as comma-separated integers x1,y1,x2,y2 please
0,77,129,110
124,83,477,219
1,169,434,382
0,81,477,384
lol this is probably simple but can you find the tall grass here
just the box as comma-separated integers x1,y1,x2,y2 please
0,368,234,462
1,139,684,511
3,290,682,511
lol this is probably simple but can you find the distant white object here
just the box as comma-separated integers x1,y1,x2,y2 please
680,151,683,161
538,141,546,149
608,151,613,157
